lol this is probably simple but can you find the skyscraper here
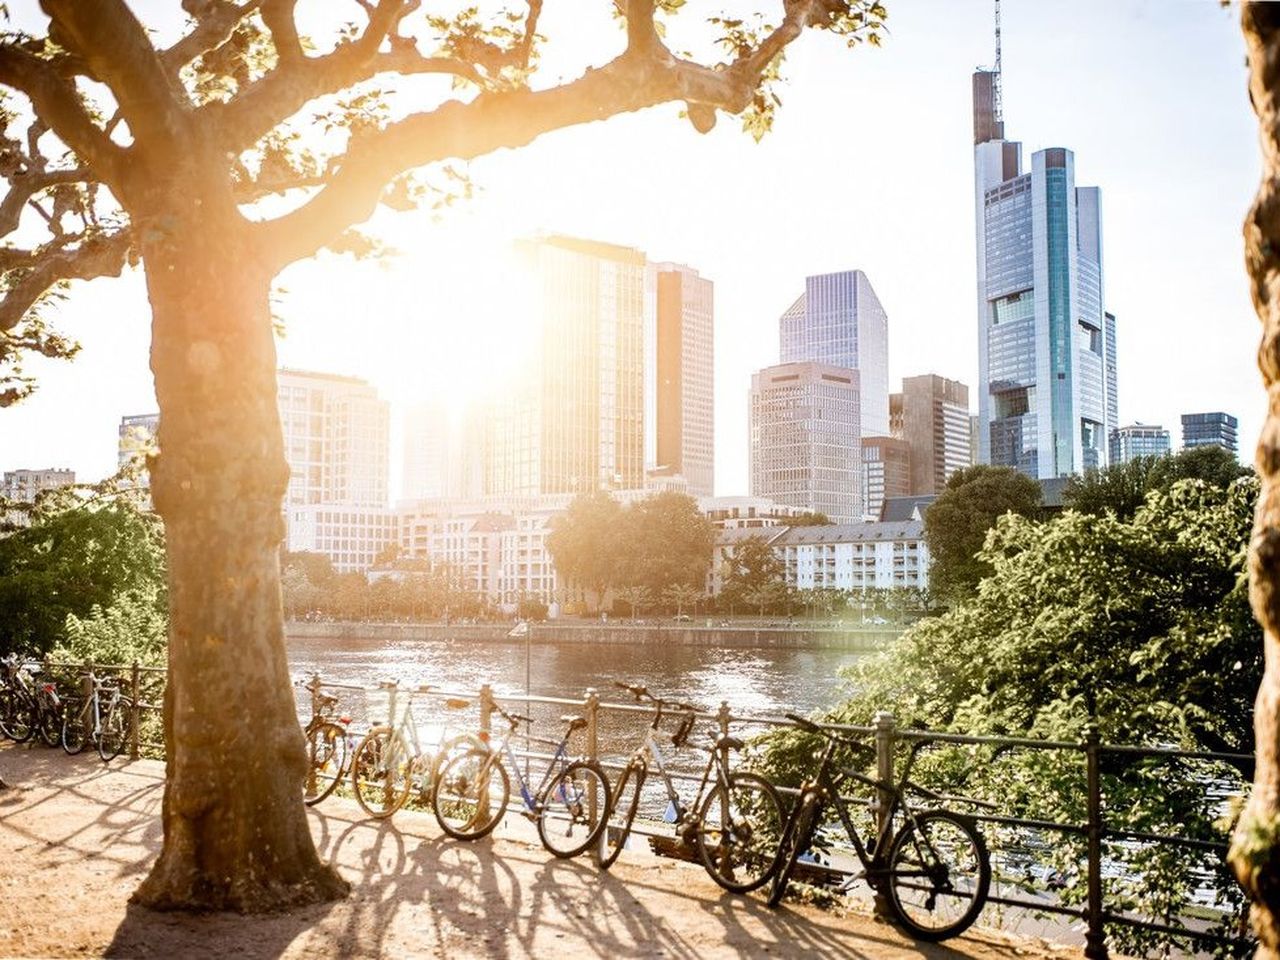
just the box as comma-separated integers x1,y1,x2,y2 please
973,65,1117,479
487,236,647,497
1181,412,1239,456
892,375,973,495
1110,423,1171,464
779,270,889,437
749,361,862,522
652,262,715,496
862,435,910,521
403,399,450,501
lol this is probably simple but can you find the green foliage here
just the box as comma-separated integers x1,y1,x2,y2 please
788,511,831,526
52,588,168,667
1064,446,1250,519
718,534,786,613
924,464,1043,602
0,492,166,656
546,490,625,611
759,477,1260,954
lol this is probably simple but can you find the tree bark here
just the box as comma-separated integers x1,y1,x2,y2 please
128,178,347,911
1235,6,1280,956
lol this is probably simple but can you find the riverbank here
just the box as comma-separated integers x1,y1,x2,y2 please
286,619,902,651
0,744,1074,959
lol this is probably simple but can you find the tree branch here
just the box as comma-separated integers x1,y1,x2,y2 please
40,0,188,151
0,166,89,236
0,230,132,333
626,0,661,55
260,0,302,64
162,1,262,74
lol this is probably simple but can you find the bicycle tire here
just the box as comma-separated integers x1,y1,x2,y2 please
696,771,786,894
0,690,35,743
98,697,130,762
536,759,611,860
767,792,820,908
598,760,645,870
351,726,412,819
36,700,62,748
61,697,87,755
433,747,510,840
303,721,349,807
885,809,991,941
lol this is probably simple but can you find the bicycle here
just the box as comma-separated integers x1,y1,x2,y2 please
767,713,991,942
61,673,133,763
0,655,38,744
297,675,356,807
432,700,611,858
349,681,485,819
599,682,785,894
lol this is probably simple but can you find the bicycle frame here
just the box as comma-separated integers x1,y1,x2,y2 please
488,720,577,816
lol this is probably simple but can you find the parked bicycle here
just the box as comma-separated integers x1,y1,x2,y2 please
767,713,991,942
349,681,485,819
61,673,133,763
433,700,612,858
599,682,785,894
297,675,356,807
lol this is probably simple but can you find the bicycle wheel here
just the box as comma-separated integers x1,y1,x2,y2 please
433,747,510,840
536,760,611,859
0,690,35,743
61,698,87,755
598,760,645,870
696,772,785,893
36,701,62,748
885,809,991,941
98,697,131,762
767,792,820,908
303,721,349,807
351,727,412,819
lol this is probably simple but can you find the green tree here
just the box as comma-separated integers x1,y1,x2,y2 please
616,585,653,620
0,495,166,656
618,492,716,598
662,583,702,617
546,490,625,613
923,464,1043,602
719,535,787,614
0,0,887,911
763,477,1259,952
788,511,831,526
1064,445,1250,519
53,588,169,667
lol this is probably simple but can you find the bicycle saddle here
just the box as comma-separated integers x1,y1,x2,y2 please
561,714,587,732
712,734,744,752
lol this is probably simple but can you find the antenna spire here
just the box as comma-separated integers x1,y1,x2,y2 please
993,0,1003,122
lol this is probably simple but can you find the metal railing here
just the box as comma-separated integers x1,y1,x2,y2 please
5,658,1253,958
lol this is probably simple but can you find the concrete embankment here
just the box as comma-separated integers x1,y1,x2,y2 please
284,620,902,651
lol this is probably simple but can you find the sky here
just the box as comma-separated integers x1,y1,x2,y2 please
0,0,1261,499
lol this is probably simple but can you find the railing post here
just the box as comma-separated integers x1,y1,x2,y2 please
304,673,322,797
585,688,600,823
479,683,493,739
129,661,140,760
1084,724,1109,960
872,710,896,919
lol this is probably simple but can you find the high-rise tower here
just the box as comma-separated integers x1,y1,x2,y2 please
973,24,1116,478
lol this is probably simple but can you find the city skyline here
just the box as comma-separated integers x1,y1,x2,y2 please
0,1,1258,496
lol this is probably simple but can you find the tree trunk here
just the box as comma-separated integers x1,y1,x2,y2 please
130,193,347,912
1235,7,1280,955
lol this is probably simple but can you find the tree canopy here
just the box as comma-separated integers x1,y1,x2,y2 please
922,464,1043,602
1063,445,1249,519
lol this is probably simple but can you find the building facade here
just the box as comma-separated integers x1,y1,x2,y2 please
117,413,159,478
487,236,648,498
1108,423,1171,464
1181,412,1238,456
776,522,930,593
861,436,911,522
779,270,889,438
286,504,397,574
749,361,862,523
2,467,74,502
651,262,714,496
973,72,1117,479
893,375,972,495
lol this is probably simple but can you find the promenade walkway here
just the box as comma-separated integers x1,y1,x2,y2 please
0,745,1075,959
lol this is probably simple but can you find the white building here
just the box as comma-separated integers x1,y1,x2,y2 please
749,361,862,523
776,522,930,593
2,467,74,502
286,504,397,574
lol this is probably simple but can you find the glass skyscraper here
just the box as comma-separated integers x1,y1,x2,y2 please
973,72,1117,479
1181,412,1239,456
779,269,889,438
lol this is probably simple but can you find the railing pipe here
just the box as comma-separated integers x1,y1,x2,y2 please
129,661,141,760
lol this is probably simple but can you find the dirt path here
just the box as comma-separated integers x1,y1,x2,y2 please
0,745,1076,959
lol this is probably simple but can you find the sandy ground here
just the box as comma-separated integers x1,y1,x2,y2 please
0,744,1079,960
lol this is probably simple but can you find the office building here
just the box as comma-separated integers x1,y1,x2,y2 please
1109,423,1171,464
1181,412,1239,456
779,269,889,438
893,375,972,495
973,61,1117,478
2,467,74,502
487,236,647,497
286,504,397,574
749,361,862,523
651,262,714,497
403,400,450,502
117,413,159,478
862,436,911,522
